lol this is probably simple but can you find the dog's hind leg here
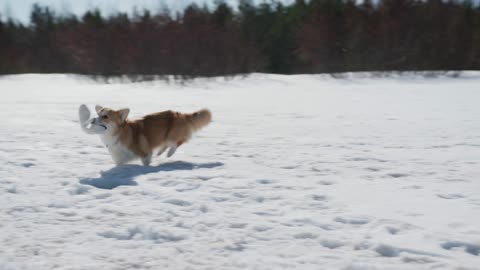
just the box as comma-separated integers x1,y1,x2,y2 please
166,141,183,158
167,145,177,158
157,146,167,156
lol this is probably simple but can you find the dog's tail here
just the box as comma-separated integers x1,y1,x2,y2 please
189,109,212,131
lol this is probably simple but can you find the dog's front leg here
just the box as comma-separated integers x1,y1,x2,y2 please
141,154,152,166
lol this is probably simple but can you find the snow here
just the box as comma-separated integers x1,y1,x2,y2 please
0,73,480,270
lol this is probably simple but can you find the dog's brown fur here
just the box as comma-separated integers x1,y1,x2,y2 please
96,106,211,164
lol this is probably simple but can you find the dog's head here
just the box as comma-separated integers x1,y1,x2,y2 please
93,105,130,132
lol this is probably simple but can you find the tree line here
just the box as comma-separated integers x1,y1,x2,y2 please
0,0,479,78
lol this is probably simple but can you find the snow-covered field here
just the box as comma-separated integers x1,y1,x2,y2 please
0,73,479,270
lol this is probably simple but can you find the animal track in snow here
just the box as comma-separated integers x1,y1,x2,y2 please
318,180,335,186
334,216,370,225
5,185,17,194
224,241,247,252
348,157,369,161
375,244,442,258
320,239,345,249
253,226,272,232
312,195,328,201
375,244,399,257
293,232,318,239
98,226,185,243
229,223,248,229
176,184,201,192
7,161,35,168
365,167,382,172
257,179,274,185
281,165,298,170
94,193,112,200
213,197,229,202
387,173,409,178
441,241,480,256
437,194,465,199
386,226,400,235
402,185,423,190
163,199,192,207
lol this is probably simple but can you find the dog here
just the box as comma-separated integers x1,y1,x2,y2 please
90,105,211,166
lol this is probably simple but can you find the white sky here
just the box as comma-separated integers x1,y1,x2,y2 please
0,0,295,24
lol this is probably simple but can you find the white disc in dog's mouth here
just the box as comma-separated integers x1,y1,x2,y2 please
90,123,107,133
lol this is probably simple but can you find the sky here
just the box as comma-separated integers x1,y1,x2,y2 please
0,0,294,24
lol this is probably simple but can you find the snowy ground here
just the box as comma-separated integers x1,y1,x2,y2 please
0,73,479,270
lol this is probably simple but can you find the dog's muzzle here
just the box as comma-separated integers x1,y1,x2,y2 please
91,118,107,130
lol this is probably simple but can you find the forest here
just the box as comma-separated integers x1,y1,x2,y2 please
0,0,479,77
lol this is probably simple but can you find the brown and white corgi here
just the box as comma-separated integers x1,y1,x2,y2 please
92,105,211,166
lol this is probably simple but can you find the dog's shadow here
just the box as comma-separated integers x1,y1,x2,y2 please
79,161,224,190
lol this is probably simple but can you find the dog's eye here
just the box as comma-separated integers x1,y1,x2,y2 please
102,115,108,120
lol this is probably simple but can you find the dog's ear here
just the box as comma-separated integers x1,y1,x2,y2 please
95,105,103,114
118,108,130,122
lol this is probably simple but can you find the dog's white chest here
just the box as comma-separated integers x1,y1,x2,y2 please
100,134,135,165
